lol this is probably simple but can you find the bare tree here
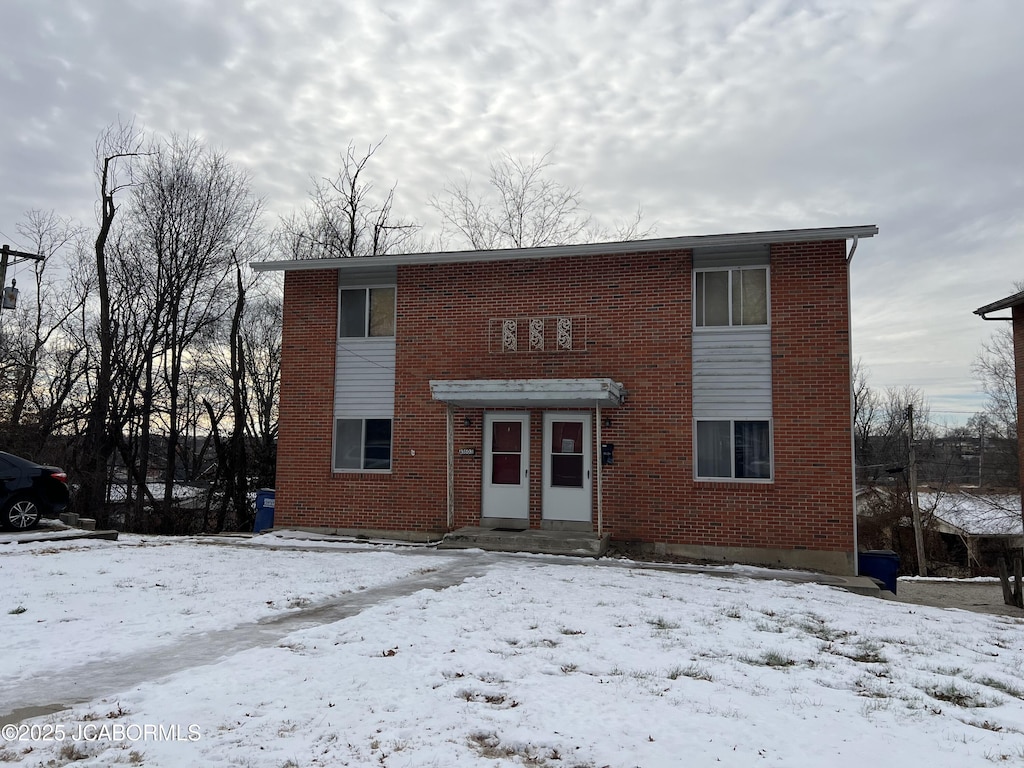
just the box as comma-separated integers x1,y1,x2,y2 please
853,358,880,479
238,290,281,490
76,119,146,523
124,134,262,529
279,140,420,259
0,211,91,459
202,247,277,533
431,150,589,250
431,149,654,250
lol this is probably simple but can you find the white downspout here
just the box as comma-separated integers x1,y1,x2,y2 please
846,235,859,264
847,237,859,574
596,403,603,538
446,404,454,528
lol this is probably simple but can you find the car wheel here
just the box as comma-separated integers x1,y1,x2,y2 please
2,496,42,531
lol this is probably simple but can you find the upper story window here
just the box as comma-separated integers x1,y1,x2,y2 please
339,287,395,338
694,267,768,328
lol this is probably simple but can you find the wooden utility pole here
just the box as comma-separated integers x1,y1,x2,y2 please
0,244,43,309
908,404,927,576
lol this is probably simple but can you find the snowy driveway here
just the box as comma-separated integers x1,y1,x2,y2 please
3,534,1024,766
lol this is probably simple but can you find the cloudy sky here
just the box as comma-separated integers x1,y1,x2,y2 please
1,0,1022,425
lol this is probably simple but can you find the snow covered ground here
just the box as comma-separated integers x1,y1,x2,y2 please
3,534,1024,767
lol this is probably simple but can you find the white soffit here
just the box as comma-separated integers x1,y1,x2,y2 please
429,378,626,408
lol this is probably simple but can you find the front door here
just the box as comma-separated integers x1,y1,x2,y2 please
542,413,592,524
482,413,530,526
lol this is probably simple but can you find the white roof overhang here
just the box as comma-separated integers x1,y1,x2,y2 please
429,378,626,408
252,225,878,273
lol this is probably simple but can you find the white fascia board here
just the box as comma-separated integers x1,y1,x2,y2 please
429,378,626,408
251,225,879,273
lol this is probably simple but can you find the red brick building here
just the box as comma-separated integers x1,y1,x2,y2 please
254,225,878,574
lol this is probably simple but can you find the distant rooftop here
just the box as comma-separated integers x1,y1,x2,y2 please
925,491,1023,537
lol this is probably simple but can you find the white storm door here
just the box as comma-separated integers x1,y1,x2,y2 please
482,414,530,520
542,413,592,522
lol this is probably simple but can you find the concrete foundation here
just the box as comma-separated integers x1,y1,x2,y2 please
439,527,609,557
636,541,855,576
278,526,445,544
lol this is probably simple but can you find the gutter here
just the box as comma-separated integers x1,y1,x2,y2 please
252,224,880,273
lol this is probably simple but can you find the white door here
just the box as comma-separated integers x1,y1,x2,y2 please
542,413,592,523
482,413,530,522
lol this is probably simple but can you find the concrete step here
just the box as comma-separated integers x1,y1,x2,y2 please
438,526,608,557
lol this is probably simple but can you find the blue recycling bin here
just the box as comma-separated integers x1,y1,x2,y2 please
254,488,276,533
858,550,900,594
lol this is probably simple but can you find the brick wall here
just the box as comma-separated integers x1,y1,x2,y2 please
274,241,855,556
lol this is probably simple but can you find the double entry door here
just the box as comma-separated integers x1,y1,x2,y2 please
481,412,591,527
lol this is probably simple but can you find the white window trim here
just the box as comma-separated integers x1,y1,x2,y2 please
332,416,393,474
693,266,770,330
693,417,774,483
338,284,396,340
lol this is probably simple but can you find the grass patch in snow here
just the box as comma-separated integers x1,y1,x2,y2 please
667,663,714,682
646,616,679,630
7,605,26,614
968,719,1006,732
742,650,797,668
467,731,590,766
972,676,1024,700
456,689,520,708
831,638,887,664
926,681,1000,708
794,613,848,642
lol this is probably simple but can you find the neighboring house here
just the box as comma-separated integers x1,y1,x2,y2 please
975,290,1024,521
858,485,1023,573
928,491,1024,570
254,225,878,575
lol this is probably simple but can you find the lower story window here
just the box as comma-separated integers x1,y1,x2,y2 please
696,419,771,480
334,418,392,471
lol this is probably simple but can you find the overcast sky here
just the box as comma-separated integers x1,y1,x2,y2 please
1,0,1021,427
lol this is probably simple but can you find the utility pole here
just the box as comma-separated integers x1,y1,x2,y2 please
1,244,44,310
978,416,985,489
908,403,927,576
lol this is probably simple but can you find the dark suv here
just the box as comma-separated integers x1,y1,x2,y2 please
0,451,70,531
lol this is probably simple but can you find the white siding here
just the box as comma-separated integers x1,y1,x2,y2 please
334,338,396,418
692,246,769,270
692,328,772,418
338,265,398,288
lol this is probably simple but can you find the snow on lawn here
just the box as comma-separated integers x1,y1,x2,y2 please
0,535,450,688
4,546,1024,766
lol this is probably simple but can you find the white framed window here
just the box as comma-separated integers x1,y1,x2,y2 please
339,287,396,338
694,267,768,328
333,418,392,471
695,419,772,480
